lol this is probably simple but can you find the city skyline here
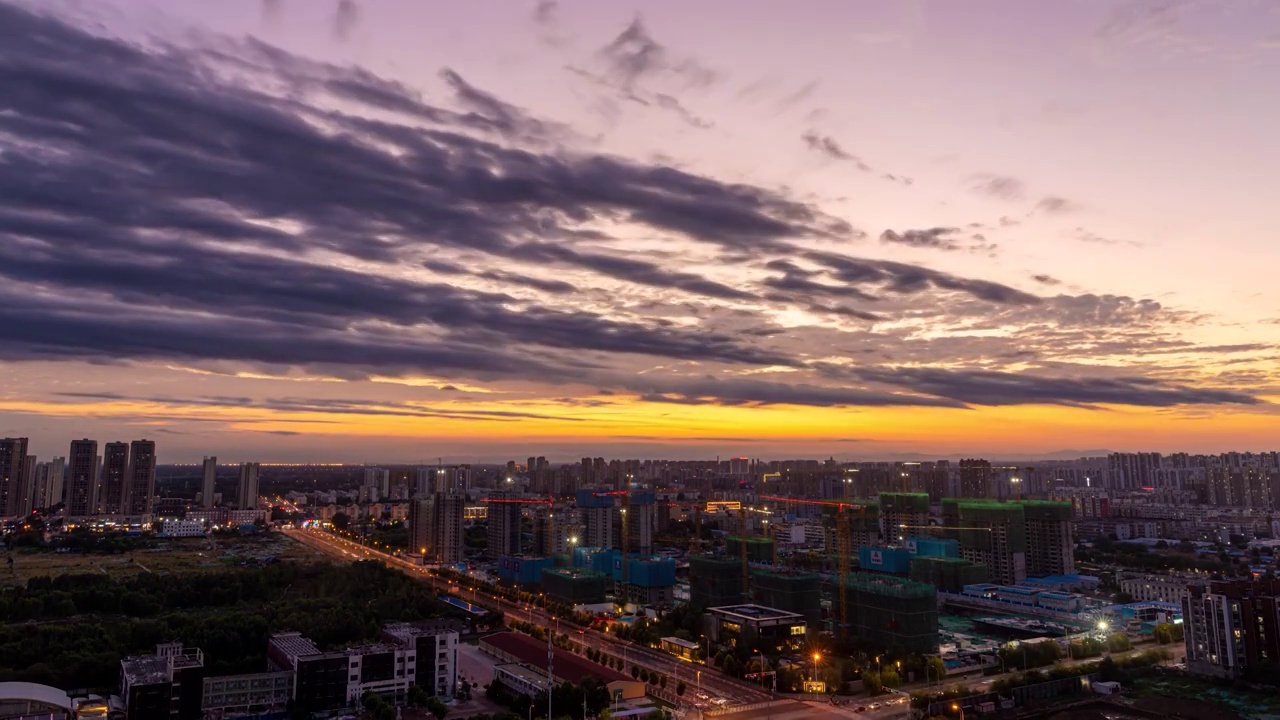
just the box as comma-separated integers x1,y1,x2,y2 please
2,0,1279,462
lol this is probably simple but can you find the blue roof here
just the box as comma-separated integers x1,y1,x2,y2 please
1039,591,1074,600
998,585,1039,595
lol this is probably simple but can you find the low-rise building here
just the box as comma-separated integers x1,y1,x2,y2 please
1119,572,1198,605
120,643,205,720
705,605,806,651
201,671,292,720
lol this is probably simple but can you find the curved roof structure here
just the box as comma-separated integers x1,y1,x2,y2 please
0,682,74,711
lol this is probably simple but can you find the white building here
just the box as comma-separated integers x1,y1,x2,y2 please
158,519,206,538
1119,572,1197,605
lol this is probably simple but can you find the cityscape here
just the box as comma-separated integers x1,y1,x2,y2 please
3,3,1280,720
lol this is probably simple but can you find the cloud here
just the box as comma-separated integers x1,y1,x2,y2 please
775,80,820,111
1074,228,1143,247
332,0,359,42
801,131,871,171
1032,274,1062,286
599,17,717,91
533,0,557,25
439,67,569,140
1036,196,1079,213
803,252,1041,305
971,174,1026,200
841,366,1261,408
0,4,1255,415
55,392,586,423
880,227,963,251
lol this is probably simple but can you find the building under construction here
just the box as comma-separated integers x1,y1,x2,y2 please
749,567,821,625
542,568,608,605
726,535,775,563
909,556,989,593
1021,500,1075,578
941,499,1027,586
689,555,744,608
843,573,939,654
878,492,930,545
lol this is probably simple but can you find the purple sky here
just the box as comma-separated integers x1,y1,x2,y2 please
1,0,1278,463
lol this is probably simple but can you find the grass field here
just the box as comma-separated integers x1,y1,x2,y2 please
1,532,328,586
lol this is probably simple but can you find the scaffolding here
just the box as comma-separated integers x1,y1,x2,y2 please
843,573,939,654
750,567,822,624
726,536,775,563
909,556,989,593
689,555,744,608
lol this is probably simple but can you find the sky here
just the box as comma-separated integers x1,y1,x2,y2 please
1,0,1279,463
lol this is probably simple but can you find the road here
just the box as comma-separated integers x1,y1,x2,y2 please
284,527,772,708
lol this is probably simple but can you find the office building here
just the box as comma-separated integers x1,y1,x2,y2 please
486,491,521,558
267,634,350,714
705,605,807,650
236,463,259,510
959,459,992,498
201,456,217,509
100,442,129,515
120,643,206,720
66,439,99,517
125,440,157,515
202,671,293,719
31,456,65,510
1183,577,1280,679
380,621,461,698
409,493,464,564
0,438,29,518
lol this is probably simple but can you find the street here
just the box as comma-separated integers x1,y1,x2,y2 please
284,527,772,707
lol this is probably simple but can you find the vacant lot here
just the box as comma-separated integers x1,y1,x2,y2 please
2,532,327,586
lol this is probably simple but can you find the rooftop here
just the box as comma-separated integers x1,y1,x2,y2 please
707,604,803,621
382,619,465,643
480,632,629,685
120,656,173,687
495,663,552,690
268,632,322,660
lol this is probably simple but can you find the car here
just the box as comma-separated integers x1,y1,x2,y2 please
855,707,867,713
869,703,881,710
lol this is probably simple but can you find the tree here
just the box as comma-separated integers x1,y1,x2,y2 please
659,675,668,689
631,665,640,679
408,685,430,707
332,512,350,531
880,670,901,689
676,682,686,696
925,656,948,683
1107,633,1131,653
861,670,881,695
425,696,448,720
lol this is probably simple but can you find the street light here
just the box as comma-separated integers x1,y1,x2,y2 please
812,652,821,686
952,702,965,720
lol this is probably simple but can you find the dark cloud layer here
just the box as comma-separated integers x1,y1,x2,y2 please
0,3,1259,414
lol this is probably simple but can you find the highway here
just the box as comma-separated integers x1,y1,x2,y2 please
284,527,773,707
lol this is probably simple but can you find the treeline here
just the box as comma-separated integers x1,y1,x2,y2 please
0,561,463,691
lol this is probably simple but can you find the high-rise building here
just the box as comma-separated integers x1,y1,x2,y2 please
67,439,100,517
32,456,65,510
237,462,260,510
577,488,615,549
409,493,465,564
878,492,930,545
100,441,129,514
0,437,29,518
1022,500,1075,577
959,459,992,498
486,490,521,558
201,456,217,508
1184,577,1280,679
942,499,1027,586
125,440,157,515
613,491,656,555
362,467,390,499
